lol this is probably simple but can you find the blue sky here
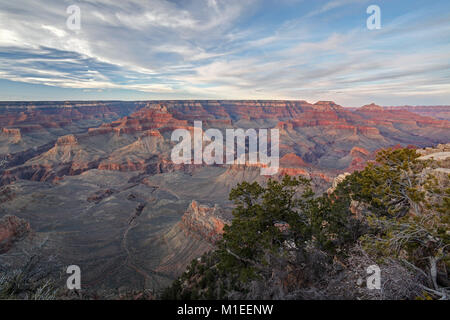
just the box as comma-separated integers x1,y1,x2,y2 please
0,0,449,106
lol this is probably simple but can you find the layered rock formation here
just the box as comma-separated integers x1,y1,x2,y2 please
0,101,141,154
0,100,449,293
0,101,139,129
3,101,449,186
180,201,230,245
0,215,31,253
384,106,450,121
355,103,448,129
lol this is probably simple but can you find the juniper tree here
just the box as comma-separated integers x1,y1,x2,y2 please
343,148,449,298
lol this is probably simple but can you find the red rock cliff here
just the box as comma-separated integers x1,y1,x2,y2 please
180,201,230,244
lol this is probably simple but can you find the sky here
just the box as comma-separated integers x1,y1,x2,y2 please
0,0,449,107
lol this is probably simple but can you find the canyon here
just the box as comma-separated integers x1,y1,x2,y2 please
0,100,449,293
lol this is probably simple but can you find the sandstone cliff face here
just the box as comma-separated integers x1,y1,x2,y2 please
350,146,371,157
0,101,139,129
0,101,142,154
354,104,449,128
280,153,308,167
2,101,448,139
1,101,449,188
180,201,230,245
1,128,22,143
56,134,78,146
384,106,450,121
0,215,31,253
153,201,231,278
90,104,188,136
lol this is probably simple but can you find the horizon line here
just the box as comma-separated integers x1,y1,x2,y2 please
0,99,449,108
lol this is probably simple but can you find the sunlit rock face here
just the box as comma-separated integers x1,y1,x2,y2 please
2,101,449,186
180,200,230,245
383,106,450,121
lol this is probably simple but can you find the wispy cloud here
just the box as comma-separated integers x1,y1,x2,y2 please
306,0,370,18
0,0,449,105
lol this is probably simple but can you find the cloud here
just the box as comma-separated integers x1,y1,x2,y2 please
305,0,370,18
0,0,449,106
